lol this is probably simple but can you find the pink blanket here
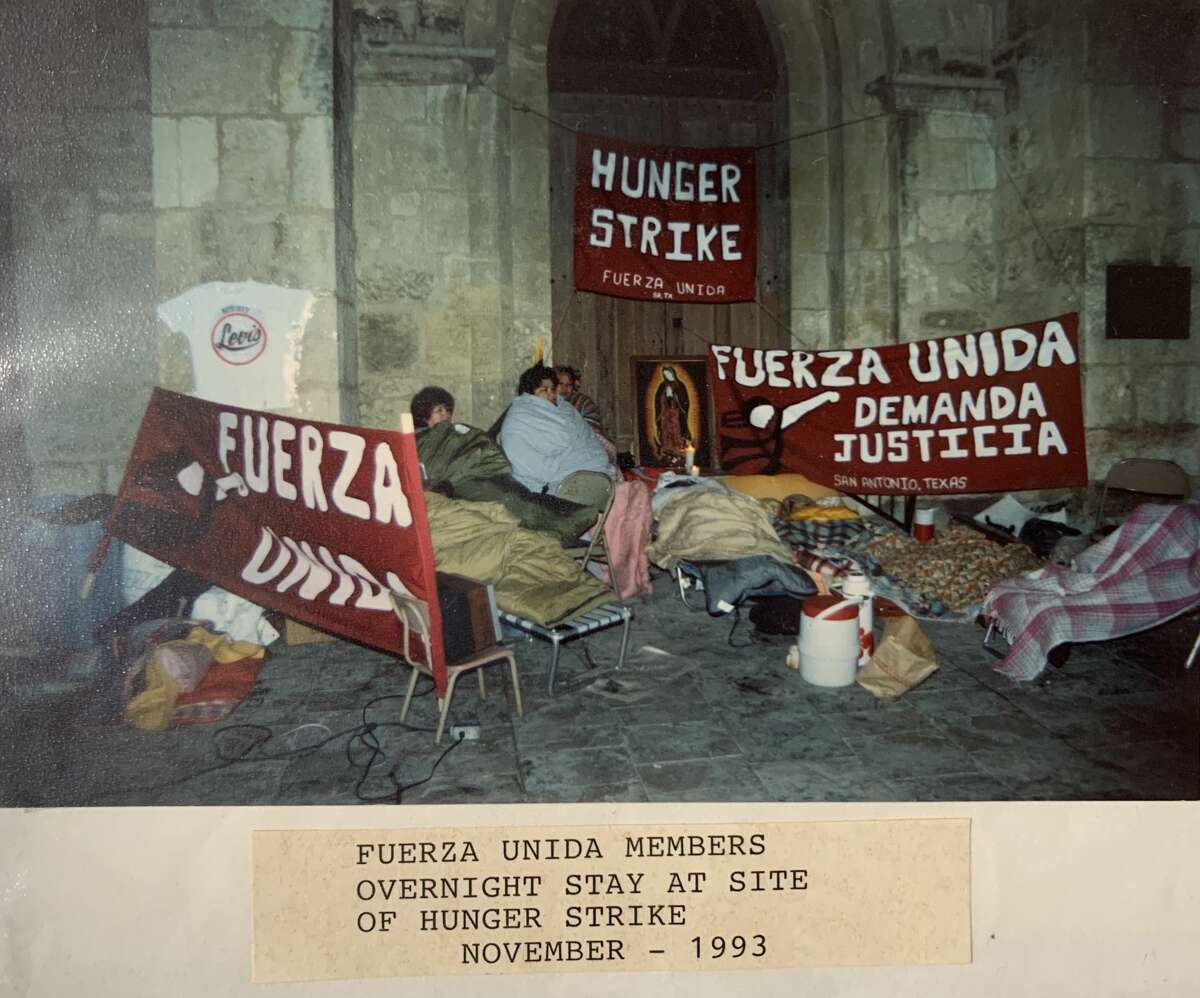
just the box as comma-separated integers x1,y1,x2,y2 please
601,480,653,600
984,497,1200,680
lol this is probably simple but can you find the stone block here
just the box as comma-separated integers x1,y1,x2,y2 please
176,205,332,290
844,250,892,309
928,111,992,142
787,195,828,254
279,29,333,115
1082,364,1135,427
901,242,996,306
788,309,832,350
843,307,892,349
1176,112,1200,160
215,0,331,30
388,192,422,217
96,211,156,246
919,308,986,334
179,117,220,207
903,191,992,245
423,321,473,377
1085,8,1139,84
1085,426,1200,482
155,210,204,294
151,0,212,27
356,82,428,126
1134,364,1195,425
357,258,440,306
1161,163,1200,225
220,118,290,205
789,253,829,310
359,310,422,372
1087,85,1163,159
466,196,498,249
150,29,278,114
904,138,969,192
388,126,453,188
464,0,499,48
291,116,334,208
1083,159,1158,224
964,141,996,190
152,117,182,207
844,187,891,252
157,323,195,392
272,211,337,290
995,166,1085,240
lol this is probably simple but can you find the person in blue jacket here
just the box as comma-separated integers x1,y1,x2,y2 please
498,364,616,495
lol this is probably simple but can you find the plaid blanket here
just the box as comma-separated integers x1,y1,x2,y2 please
984,498,1200,680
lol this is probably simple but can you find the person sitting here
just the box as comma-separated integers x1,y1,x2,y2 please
410,383,599,544
500,364,616,495
554,365,602,433
410,385,455,430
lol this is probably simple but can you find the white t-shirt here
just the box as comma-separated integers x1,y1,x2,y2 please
157,280,315,411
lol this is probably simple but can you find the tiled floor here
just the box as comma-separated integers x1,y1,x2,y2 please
2,571,1197,806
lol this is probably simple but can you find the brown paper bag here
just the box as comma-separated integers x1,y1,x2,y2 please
856,614,938,698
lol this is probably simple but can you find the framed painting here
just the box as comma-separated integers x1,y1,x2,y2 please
630,355,712,470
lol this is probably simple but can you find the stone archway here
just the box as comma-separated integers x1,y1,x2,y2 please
498,0,897,440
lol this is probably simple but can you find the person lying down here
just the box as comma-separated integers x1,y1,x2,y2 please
409,386,598,546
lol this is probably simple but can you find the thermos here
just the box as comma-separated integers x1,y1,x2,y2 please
841,570,875,667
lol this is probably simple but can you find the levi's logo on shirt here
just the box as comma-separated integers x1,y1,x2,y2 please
210,308,268,365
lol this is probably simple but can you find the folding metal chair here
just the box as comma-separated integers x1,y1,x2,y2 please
554,470,615,573
1094,459,1190,536
389,592,523,744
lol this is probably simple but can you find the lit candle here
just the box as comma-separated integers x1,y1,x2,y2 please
684,446,695,473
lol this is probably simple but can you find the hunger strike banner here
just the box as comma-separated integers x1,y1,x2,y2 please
709,314,1088,495
573,132,757,303
105,389,446,688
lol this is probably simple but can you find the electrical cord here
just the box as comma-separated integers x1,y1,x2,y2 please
88,681,458,804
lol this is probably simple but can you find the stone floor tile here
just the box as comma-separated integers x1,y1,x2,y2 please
623,720,741,765
530,781,650,804
843,730,983,781
638,757,772,803
521,746,637,793
751,759,894,802
884,772,1015,801
931,710,1064,753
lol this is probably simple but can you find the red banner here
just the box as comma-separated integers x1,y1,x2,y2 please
107,389,446,687
573,133,757,303
709,314,1089,495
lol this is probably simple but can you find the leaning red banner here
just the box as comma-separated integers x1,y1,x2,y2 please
709,314,1089,495
106,389,446,687
573,132,757,303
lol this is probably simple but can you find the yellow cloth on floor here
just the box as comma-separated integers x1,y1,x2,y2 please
123,625,266,732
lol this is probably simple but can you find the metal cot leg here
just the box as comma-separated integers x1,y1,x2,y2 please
547,633,563,696
616,612,632,671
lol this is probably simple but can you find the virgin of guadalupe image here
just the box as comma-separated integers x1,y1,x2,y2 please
653,365,692,464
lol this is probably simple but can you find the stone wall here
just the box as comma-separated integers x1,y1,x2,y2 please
148,0,341,423
0,1,157,495
4,0,1196,493
1078,0,1200,479
351,1,530,431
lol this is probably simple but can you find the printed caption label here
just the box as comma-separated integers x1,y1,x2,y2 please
252,819,970,982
